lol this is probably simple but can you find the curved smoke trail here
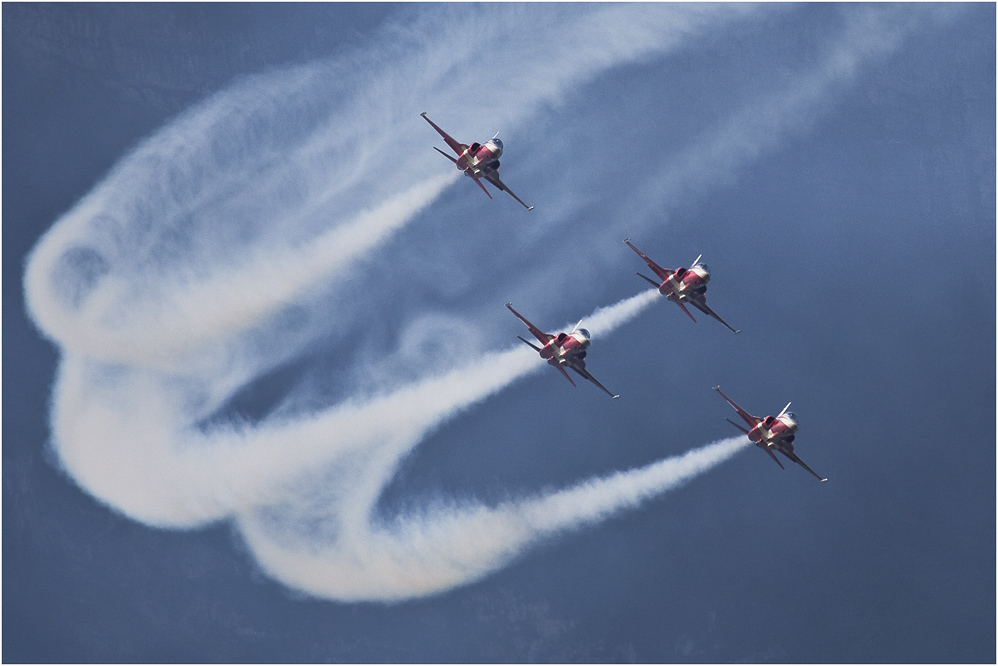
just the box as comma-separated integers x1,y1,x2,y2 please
23,4,930,601
238,435,748,602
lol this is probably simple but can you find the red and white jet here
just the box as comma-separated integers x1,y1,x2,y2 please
506,303,618,399
624,239,740,334
421,112,534,211
713,386,827,482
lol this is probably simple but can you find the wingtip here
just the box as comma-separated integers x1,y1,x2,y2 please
712,385,721,391
612,395,620,400
734,329,743,334
821,478,828,483
526,206,534,211
420,111,427,117
623,237,631,243
505,302,513,308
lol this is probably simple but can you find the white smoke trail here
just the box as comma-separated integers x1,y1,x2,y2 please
21,4,937,603
23,3,756,372
643,4,935,210
487,5,948,314
48,289,658,528
238,436,749,602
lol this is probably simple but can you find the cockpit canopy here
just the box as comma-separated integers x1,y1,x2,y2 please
695,263,711,276
489,138,503,155
575,327,591,341
783,412,798,425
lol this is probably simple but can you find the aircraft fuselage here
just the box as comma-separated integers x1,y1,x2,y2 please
539,330,590,365
749,414,799,452
661,265,710,302
456,140,502,176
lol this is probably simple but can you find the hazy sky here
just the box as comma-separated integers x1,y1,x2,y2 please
4,3,994,662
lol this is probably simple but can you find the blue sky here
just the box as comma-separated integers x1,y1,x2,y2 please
4,3,994,662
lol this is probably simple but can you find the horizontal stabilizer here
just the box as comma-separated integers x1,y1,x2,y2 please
676,300,697,323
432,146,458,164
636,272,660,289
556,365,577,387
765,448,786,470
725,418,750,435
516,335,542,353
472,175,493,199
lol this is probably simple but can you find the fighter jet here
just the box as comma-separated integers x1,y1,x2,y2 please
713,386,827,482
421,112,533,210
625,238,740,334
506,303,618,399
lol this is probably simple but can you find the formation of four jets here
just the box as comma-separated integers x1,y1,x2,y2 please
421,112,826,483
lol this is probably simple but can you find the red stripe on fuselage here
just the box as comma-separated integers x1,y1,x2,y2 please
751,419,796,448
660,270,707,299
456,145,499,173
539,333,587,363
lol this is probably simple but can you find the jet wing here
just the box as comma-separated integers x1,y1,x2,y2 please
421,112,467,157
506,303,553,345
483,170,533,210
566,357,619,399
713,386,761,428
624,239,674,282
689,299,741,334
779,449,828,482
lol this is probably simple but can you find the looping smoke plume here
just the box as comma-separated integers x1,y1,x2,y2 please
23,4,929,600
